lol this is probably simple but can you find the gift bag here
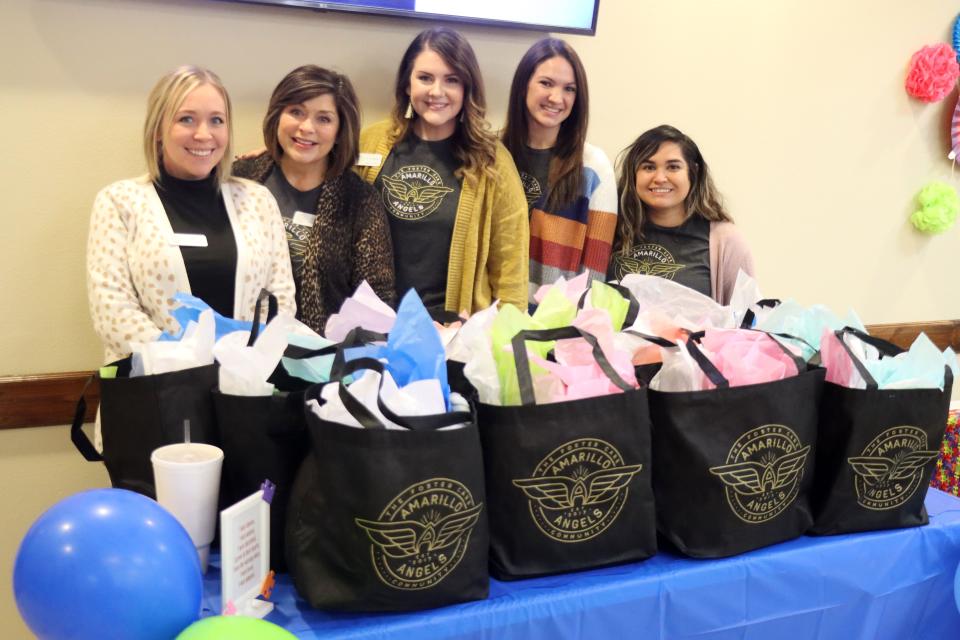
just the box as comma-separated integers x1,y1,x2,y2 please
286,359,489,612
71,358,219,498
810,328,953,535
477,326,656,579
648,333,824,557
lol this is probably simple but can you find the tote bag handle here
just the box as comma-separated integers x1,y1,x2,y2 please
684,330,808,390
70,374,103,462
246,288,280,346
827,326,952,392
334,357,473,432
511,326,634,406
577,282,640,328
739,298,781,329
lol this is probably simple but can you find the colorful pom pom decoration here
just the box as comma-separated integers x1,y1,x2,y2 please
905,43,960,103
953,14,960,63
910,181,960,234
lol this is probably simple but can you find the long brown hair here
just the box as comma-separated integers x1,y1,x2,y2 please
261,65,361,180
389,27,498,182
502,38,588,212
615,125,732,254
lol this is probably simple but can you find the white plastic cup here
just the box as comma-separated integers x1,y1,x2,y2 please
151,442,224,573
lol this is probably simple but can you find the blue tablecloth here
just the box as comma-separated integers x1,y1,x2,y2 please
203,489,960,639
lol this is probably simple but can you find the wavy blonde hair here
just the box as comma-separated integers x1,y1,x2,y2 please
389,27,498,183
615,125,731,254
142,65,233,187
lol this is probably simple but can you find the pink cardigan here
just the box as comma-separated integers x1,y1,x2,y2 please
709,221,755,305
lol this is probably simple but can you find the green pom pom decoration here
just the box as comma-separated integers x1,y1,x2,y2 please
910,181,959,234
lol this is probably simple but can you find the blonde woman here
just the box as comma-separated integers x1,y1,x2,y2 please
357,27,529,313
87,65,295,363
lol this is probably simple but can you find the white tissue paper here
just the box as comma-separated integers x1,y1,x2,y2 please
619,273,735,331
323,280,397,342
308,368,469,430
213,312,300,396
130,309,216,376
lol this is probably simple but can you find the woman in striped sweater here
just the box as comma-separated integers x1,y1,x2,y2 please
501,37,618,306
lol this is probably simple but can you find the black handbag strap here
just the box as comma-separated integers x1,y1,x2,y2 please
739,298,781,329
428,308,467,325
247,288,279,347
577,282,640,328
335,357,472,432
511,326,634,406
684,333,730,389
685,329,807,390
70,374,103,462
831,327,905,391
621,329,679,349
282,327,388,382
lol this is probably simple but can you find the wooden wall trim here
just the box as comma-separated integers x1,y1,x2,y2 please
1,319,957,430
0,371,99,430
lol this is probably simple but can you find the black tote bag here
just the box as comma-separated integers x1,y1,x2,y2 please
648,333,825,558
810,327,954,535
214,299,389,571
476,326,657,580
71,358,219,498
286,358,489,612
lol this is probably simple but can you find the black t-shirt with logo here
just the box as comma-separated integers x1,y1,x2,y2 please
514,146,552,210
374,135,462,310
608,214,711,297
264,166,322,289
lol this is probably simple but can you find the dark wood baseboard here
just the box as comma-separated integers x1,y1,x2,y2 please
1,320,957,430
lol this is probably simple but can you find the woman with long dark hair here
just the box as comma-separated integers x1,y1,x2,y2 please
501,37,617,303
610,125,754,304
356,26,529,314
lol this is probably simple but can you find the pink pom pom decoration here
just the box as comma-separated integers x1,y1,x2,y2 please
906,43,960,103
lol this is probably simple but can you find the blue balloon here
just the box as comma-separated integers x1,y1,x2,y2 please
14,488,202,639
955,559,960,613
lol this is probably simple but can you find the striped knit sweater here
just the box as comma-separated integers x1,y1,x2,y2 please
526,143,617,303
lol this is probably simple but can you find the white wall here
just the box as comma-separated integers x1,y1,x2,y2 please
2,0,958,634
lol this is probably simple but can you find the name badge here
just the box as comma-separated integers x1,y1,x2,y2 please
292,211,316,227
356,152,382,167
170,233,208,247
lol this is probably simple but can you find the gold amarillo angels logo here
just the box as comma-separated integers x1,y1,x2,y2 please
848,426,937,511
709,424,810,524
512,438,642,543
613,243,686,281
354,478,483,591
380,164,454,221
519,171,542,206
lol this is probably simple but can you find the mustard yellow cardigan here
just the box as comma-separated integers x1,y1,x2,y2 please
357,120,529,313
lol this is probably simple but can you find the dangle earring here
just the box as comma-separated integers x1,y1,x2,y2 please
404,101,414,119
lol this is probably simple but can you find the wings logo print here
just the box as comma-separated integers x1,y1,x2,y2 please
848,450,938,484
355,503,483,559
512,464,643,510
709,446,810,495
617,256,685,278
381,174,454,204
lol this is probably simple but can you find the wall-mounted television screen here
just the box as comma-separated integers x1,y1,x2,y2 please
219,0,600,35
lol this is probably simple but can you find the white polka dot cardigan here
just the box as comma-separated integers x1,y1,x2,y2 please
86,175,296,363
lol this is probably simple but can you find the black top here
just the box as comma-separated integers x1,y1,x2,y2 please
155,166,237,317
515,146,553,210
264,165,322,288
608,214,711,296
374,134,462,311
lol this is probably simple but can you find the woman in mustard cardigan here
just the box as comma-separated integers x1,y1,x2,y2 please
357,26,529,314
